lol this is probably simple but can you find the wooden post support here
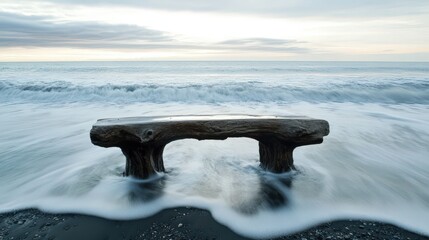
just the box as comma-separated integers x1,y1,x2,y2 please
90,115,329,179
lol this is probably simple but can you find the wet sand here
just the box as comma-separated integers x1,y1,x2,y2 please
0,208,427,240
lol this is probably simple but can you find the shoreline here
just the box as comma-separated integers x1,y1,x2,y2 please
1,208,427,240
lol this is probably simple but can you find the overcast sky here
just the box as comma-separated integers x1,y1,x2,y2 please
1,0,428,61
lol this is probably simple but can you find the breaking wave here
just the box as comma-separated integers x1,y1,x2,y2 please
1,80,428,104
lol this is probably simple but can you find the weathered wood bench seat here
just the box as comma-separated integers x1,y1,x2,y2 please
90,115,329,178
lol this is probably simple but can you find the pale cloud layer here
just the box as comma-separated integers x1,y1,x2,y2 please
0,12,308,54
0,0,428,61
0,12,171,49
15,0,429,18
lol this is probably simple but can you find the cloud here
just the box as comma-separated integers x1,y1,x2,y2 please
0,12,309,55
26,0,429,18
220,38,301,46
0,11,173,49
218,38,308,53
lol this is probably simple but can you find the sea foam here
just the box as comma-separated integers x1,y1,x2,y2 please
1,80,428,104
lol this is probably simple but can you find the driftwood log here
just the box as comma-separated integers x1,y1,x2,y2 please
90,115,329,178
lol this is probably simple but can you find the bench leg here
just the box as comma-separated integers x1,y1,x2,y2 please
121,144,165,178
259,139,296,173
120,139,296,178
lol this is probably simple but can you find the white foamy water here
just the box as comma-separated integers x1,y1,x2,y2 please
0,61,428,238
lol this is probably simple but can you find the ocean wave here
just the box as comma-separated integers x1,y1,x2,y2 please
1,81,428,104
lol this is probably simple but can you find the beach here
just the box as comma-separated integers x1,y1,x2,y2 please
1,208,428,240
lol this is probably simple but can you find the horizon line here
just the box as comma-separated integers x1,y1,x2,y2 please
1,60,429,63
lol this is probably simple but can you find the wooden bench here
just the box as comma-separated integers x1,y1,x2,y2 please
90,115,329,178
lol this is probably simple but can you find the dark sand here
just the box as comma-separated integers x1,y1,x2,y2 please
0,208,427,240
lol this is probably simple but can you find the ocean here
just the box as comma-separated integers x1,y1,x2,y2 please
0,61,428,238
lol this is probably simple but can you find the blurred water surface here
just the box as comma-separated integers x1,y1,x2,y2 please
0,61,428,237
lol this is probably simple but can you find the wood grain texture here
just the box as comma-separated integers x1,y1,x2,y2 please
90,115,329,178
